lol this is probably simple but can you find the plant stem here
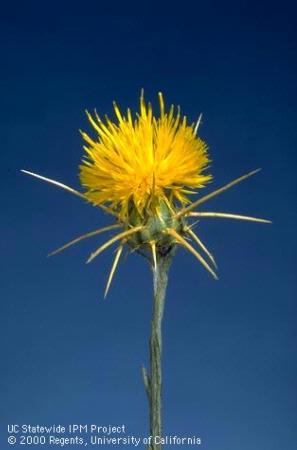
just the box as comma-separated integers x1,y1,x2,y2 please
142,253,172,449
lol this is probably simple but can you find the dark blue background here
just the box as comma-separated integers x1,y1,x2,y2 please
1,1,296,449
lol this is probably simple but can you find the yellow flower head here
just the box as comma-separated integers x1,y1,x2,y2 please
22,91,270,297
79,92,211,221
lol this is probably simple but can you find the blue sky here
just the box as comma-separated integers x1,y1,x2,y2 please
1,1,296,449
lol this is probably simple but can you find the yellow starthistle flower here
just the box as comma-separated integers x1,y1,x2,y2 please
22,91,271,297
79,91,211,221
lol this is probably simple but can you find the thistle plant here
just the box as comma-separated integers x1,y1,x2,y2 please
22,91,270,449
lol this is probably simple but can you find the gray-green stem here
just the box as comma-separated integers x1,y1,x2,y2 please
142,252,172,450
